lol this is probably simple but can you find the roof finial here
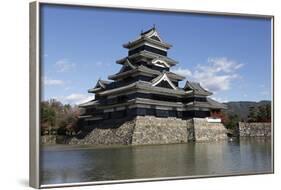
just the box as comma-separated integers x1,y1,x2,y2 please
140,29,143,35
153,24,156,30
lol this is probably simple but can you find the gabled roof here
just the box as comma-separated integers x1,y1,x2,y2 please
140,27,163,42
88,79,110,93
151,73,177,90
96,79,110,88
108,64,161,80
79,100,99,107
116,51,178,66
207,98,227,109
191,98,227,110
118,59,136,73
165,71,185,81
151,58,170,68
98,81,186,96
184,81,212,96
140,27,155,35
123,27,172,49
109,63,185,81
137,65,161,76
123,37,172,49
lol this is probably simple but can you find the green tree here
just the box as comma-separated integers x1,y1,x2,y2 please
41,104,56,127
247,104,271,122
248,106,258,122
265,104,271,122
225,114,240,129
257,105,267,122
40,99,80,135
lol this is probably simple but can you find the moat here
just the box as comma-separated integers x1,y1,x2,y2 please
41,137,272,185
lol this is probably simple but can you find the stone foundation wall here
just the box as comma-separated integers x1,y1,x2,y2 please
132,116,194,145
67,116,228,145
239,122,271,137
193,118,227,142
68,119,136,145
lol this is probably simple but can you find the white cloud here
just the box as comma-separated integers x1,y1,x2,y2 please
206,57,243,73
212,96,228,103
170,67,192,77
55,58,76,72
193,72,237,91
172,57,243,93
43,77,64,86
63,93,95,105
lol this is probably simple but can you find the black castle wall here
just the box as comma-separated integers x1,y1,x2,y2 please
84,107,210,126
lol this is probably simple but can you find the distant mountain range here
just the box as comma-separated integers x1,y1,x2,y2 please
224,100,271,120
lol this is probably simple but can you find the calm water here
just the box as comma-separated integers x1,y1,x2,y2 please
41,138,272,185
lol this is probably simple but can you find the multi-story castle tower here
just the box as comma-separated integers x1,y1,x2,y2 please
79,27,226,127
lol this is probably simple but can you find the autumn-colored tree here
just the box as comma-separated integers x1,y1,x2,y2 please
40,99,80,136
211,111,229,125
225,114,240,129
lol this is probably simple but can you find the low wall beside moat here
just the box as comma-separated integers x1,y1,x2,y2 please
41,135,57,144
239,122,271,137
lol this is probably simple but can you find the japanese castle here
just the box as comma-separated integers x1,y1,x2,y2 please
79,27,226,126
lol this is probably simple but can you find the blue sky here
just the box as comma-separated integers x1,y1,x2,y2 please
41,4,272,104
